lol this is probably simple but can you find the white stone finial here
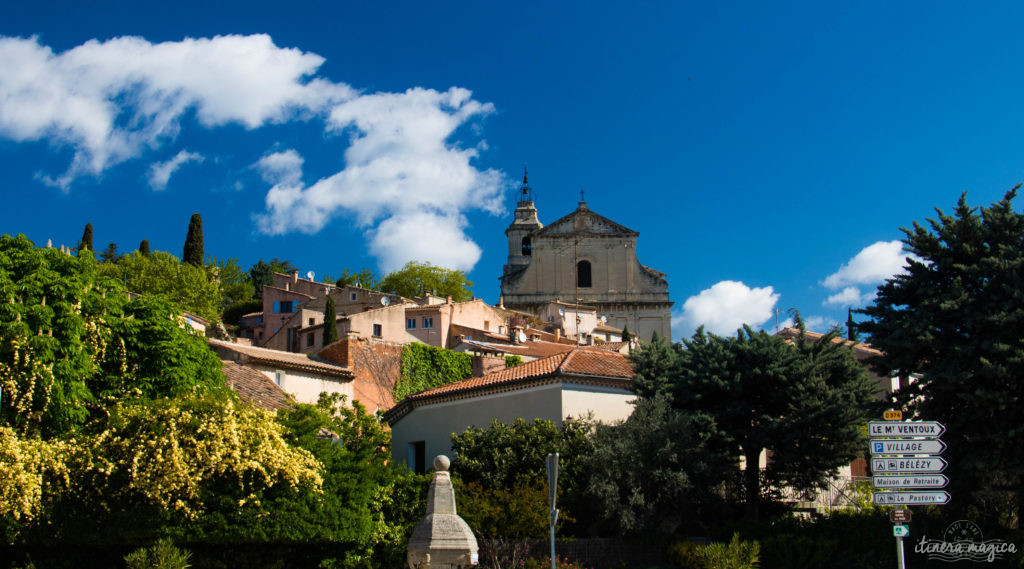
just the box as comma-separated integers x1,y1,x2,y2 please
433,455,450,471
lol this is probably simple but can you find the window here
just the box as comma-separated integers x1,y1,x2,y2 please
577,260,592,288
373,323,382,337
422,317,433,329
274,371,283,386
274,301,294,313
521,236,532,256
407,318,417,330
308,318,315,326
306,333,314,347
350,292,358,301
484,320,490,330
408,441,426,474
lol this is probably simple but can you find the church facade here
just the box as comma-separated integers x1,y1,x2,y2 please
499,175,673,341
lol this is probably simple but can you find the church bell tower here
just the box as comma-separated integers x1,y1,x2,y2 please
504,169,543,275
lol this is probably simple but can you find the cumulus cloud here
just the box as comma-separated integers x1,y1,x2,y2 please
0,34,350,189
254,87,506,270
823,286,875,307
148,150,204,191
823,241,912,289
0,34,508,271
805,315,841,334
673,280,780,337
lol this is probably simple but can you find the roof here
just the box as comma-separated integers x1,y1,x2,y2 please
221,360,293,411
457,337,576,359
209,339,354,380
534,202,638,238
384,348,634,424
775,327,883,357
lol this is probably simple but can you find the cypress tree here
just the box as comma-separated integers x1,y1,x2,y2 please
323,296,338,346
139,239,151,257
846,308,858,341
79,223,94,252
182,213,204,266
621,325,631,342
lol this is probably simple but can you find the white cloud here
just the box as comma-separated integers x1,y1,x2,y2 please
148,149,204,191
805,315,841,334
823,286,875,308
673,280,780,337
823,241,912,289
254,87,507,271
0,34,350,189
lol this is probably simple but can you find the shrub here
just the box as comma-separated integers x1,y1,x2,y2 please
124,538,191,569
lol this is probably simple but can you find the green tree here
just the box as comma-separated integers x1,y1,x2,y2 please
846,308,858,342
138,239,151,257
334,268,381,290
323,296,338,346
381,261,473,301
621,325,631,342
182,213,204,266
248,258,294,300
634,326,875,520
98,251,222,322
859,189,1024,522
210,257,254,310
79,223,93,252
580,394,733,536
100,242,120,263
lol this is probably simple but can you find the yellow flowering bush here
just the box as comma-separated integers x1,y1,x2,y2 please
0,426,69,521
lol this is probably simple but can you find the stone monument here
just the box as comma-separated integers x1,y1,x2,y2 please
407,455,479,569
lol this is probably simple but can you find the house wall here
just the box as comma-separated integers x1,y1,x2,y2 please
390,382,634,468
406,300,510,348
249,362,353,405
319,334,403,413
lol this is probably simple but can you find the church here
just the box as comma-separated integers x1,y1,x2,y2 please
499,173,673,342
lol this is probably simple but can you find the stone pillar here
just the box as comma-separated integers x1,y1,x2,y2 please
407,455,479,569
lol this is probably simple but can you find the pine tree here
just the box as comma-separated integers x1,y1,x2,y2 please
139,239,151,257
182,213,204,266
846,308,858,341
79,223,93,252
621,325,631,342
323,296,338,347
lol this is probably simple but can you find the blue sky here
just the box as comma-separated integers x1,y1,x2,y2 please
2,1,1023,340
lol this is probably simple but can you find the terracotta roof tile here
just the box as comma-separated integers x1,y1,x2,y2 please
221,360,293,411
209,339,353,379
776,327,883,357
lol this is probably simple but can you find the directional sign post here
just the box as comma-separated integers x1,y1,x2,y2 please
873,475,948,489
870,439,946,455
868,421,945,438
873,491,950,506
893,525,910,537
872,457,947,473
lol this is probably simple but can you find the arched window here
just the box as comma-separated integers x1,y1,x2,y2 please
521,236,532,256
577,260,592,288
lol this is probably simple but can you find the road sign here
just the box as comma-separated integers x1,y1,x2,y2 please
873,474,949,489
893,524,910,537
890,509,912,523
873,491,951,505
870,439,946,455
884,410,902,421
872,457,947,473
868,421,945,438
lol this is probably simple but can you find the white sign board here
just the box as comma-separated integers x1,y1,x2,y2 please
870,439,946,455
873,491,950,505
873,474,949,489
871,457,947,473
868,421,944,438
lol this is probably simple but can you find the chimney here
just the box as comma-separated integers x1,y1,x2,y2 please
292,270,299,284
555,328,561,342
318,332,356,367
446,295,452,304
472,354,505,377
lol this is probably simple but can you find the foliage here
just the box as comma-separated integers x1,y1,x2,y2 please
79,223,93,252
124,538,192,569
395,343,473,401
222,299,262,327
99,243,120,263
580,395,733,536
210,257,254,311
381,261,474,301
0,426,70,523
182,213,204,267
504,355,523,367
455,478,550,569
0,236,224,438
621,325,631,342
696,534,760,569
97,251,221,322
248,258,294,300
631,327,875,520
332,268,381,290
139,239,150,257
521,556,591,569
323,296,338,346
858,189,1024,523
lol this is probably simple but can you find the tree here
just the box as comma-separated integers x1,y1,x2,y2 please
380,261,473,301
182,213,204,266
138,239,151,257
98,251,222,322
100,242,120,263
859,189,1024,522
249,258,294,300
210,257,254,310
79,223,93,252
323,296,338,346
846,308,858,342
580,395,732,536
621,325,631,342
334,268,381,290
633,326,875,520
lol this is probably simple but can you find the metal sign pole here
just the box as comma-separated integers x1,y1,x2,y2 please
547,453,559,569
896,534,905,569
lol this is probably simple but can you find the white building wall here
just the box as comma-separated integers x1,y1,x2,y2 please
252,364,353,405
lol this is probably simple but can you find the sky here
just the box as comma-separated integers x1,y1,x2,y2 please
2,1,1023,340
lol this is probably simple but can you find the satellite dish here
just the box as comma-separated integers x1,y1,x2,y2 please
517,331,527,343
306,270,315,281
380,296,390,306
558,308,565,316
601,315,608,323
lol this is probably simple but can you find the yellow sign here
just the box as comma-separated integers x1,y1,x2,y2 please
884,410,903,421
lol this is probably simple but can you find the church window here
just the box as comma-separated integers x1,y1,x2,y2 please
577,260,592,288
522,236,532,256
